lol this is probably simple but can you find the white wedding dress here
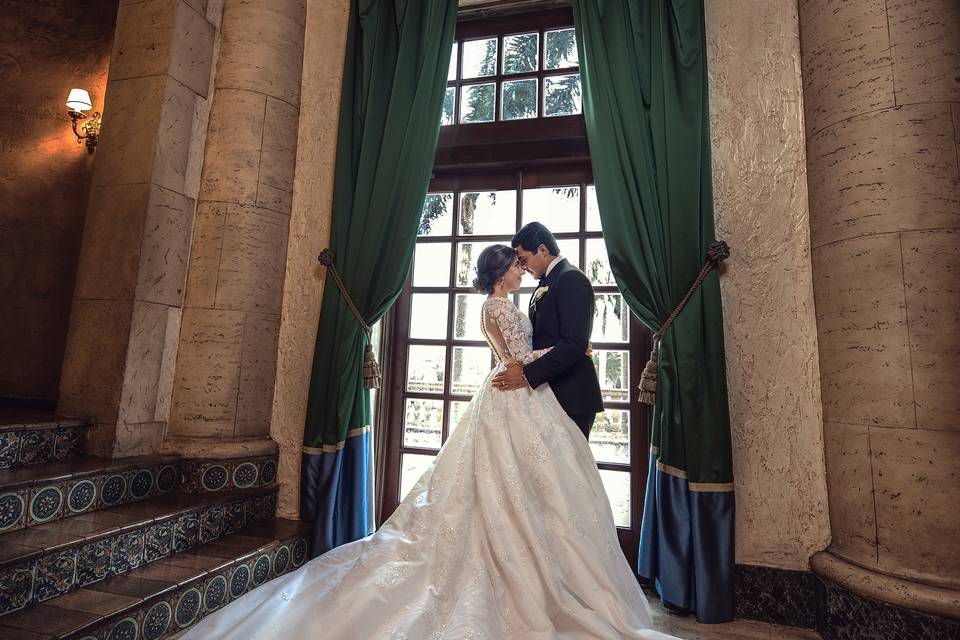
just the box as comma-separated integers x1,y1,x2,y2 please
182,296,677,640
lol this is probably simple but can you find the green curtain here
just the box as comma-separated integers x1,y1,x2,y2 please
301,0,458,556
572,0,735,622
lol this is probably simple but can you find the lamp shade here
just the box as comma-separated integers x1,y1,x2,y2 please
66,88,93,112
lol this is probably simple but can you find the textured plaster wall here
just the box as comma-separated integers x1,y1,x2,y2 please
0,0,119,403
705,0,831,569
269,0,350,518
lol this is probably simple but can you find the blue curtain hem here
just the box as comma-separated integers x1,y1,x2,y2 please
638,453,736,623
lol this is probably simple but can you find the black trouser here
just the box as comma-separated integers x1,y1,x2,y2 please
569,413,596,440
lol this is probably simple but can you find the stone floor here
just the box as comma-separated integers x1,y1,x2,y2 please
646,594,822,639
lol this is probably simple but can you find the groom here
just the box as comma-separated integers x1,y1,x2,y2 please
492,222,604,439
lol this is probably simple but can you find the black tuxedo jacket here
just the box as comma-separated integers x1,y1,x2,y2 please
523,258,604,416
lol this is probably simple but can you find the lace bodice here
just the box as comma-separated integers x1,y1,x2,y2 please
481,296,552,365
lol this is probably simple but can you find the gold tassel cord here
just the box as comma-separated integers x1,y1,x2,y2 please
318,249,382,390
639,241,730,406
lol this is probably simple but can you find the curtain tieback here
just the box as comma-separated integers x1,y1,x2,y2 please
318,249,381,389
639,241,731,405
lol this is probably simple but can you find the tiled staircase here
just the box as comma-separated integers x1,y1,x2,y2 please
0,413,310,639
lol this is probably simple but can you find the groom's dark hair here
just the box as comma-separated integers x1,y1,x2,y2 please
512,222,559,256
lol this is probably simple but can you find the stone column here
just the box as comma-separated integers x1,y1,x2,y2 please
799,0,960,618
269,0,350,519
163,0,306,460
59,0,222,457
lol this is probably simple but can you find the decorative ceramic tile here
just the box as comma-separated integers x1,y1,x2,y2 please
223,502,245,535
110,531,146,574
67,478,98,515
228,563,250,600
202,574,228,612
34,548,78,601
232,461,258,488
142,600,172,640
0,431,20,469
174,587,202,629
28,484,65,524
272,544,290,577
129,468,155,501
291,538,307,568
199,506,224,543
144,523,173,562
156,464,178,493
201,464,229,492
0,490,27,531
54,427,86,460
251,553,271,586
261,459,277,485
106,615,139,640
100,474,128,507
77,537,114,586
18,430,54,465
173,513,199,552
0,563,34,614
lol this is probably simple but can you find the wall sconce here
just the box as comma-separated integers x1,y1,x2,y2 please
66,88,101,152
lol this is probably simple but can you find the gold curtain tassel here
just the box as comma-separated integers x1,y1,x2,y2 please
363,341,382,389
638,339,659,405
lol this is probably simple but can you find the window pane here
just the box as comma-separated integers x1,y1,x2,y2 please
586,185,602,231
400,453,435,501
460,83,496,123
545,28,578,69
522,186,580,233
410,293,449,340
449,400,471,434
453,293,486,341
590,409,630,464
556,239,580,268
441,87,455,126
544,73,582,117
503,32,538,74
406,345,446,393
459,191,517,235
592,293,629,343
413,242,451,287
585,238,614,285
462,38,497,78
599,469,631,528
451,346,492,395
501,79,537,120
419,193,453,237
455,241,496,287
592,349,629,401
403,398,443,449
448,42,458,81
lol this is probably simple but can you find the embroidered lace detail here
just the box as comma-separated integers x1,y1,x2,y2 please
480,296,551,365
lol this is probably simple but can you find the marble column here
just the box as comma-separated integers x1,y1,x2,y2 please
799,0,960,619
164,0,306,460
59,0,222,457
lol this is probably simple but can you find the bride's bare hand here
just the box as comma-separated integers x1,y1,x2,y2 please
585,342,593,357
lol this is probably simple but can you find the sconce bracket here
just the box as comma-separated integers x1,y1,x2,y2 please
68,110,101,152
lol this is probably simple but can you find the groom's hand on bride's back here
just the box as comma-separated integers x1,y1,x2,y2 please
492,362,528,391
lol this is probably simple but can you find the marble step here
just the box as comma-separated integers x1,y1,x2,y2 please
0,486,279,617
0,455,182,533
0,415,92,470
0,518,311,640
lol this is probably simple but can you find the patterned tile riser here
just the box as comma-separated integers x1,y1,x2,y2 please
0,491,278,617
177,457,278,494
70,536,309,640
0,463,179,534
0,426,88,470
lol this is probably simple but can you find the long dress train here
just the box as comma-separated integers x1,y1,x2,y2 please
181,296,677,639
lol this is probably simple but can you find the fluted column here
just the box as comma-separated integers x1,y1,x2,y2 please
799,0,960,618
164,0,306,458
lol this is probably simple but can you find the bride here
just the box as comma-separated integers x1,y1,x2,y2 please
182,245,676,640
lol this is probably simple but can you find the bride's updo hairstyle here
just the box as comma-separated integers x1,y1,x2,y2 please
472,244,516,294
